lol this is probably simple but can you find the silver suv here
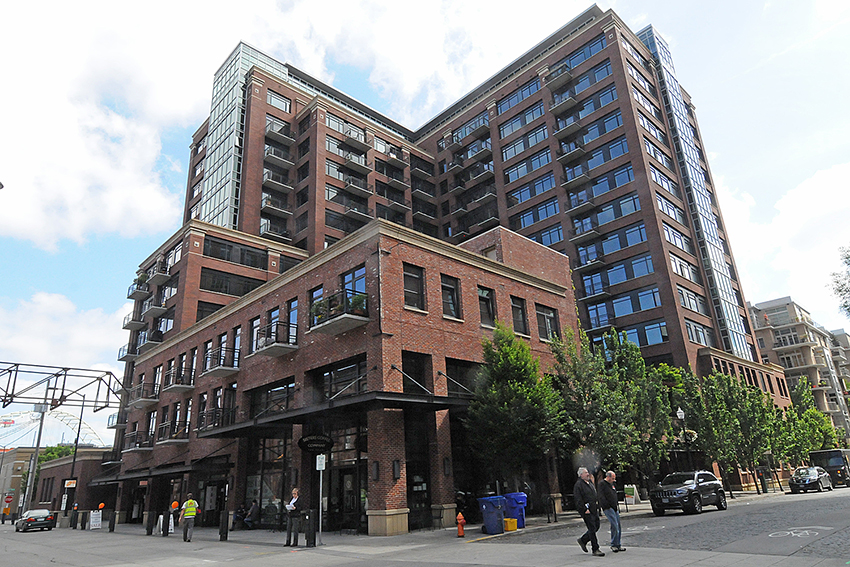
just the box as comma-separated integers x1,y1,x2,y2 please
649,471,727,515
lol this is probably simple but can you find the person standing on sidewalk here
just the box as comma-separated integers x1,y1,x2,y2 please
598,471,625,553
574,467,604,557
179,493,199,543
284,488,302,547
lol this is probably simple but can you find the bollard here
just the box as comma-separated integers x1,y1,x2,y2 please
71,510,78,529
146,511,155,535
81,511,88,530
162,512,169,536
305,509,317,547
108,509,116,532
219,510,229,541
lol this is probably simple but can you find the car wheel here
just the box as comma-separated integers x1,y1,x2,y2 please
790,488,798,494
828,480,834,491
47,527,52,531
15,525,19,532
715,490,727,510
689,494,702,514
652,506,665,517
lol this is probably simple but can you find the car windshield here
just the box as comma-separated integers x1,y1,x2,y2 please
793,468,816,478
661,473,695,485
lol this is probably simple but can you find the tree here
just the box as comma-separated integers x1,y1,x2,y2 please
831,246,850,319
549,330,631,469
789,379,817,415
733,385,776,493
603,333,673,486
464,322,565,489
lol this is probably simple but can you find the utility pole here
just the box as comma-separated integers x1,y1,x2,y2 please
22,402,48,515
64,396,85,516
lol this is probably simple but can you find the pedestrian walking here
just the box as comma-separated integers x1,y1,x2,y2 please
598,470,625,553
574,467,604,557
284,487,302,546
179,493,199,543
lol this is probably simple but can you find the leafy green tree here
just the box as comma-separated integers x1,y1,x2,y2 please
733,385,776,493
830,246,850,318
549,330,631,469
465,322,565,489
789,379,817,415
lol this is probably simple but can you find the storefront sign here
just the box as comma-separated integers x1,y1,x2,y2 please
298,434,334,453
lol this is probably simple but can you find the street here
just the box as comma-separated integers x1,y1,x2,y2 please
1,489,849,566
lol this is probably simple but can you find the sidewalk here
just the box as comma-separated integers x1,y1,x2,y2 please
101,488,786,549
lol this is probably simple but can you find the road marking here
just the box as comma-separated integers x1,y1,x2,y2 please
624,526,665,532
769,530,817,538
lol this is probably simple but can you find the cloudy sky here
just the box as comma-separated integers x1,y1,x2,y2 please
1,0,848,444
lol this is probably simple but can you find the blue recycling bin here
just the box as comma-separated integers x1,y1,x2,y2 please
477,496,505,535
504,492,527,528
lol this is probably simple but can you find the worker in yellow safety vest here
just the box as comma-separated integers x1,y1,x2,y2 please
179,493,199,543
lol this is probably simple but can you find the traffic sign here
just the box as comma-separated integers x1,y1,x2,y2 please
4,495,12,504
316,454,326,471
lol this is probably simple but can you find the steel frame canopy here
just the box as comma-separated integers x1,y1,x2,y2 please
0,362,122,411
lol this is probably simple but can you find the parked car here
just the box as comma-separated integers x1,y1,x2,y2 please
15,509,55,532
649,471,727,516
789,466,833,493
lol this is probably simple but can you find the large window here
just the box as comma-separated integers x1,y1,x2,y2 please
441,275,461,319
510,197,559,230
678,285,709,315
499,102,545,139
507,172,555,208
502,125,548,161
200,268,264,297
511,296,529,335
497,78,540,115
478,286,496,327
267,90,291,113
504,148,551,184
403,263,425,310
657,193,688,225
536,304,560,340
204,236,268,270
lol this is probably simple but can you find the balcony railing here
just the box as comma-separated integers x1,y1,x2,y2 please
107,411,128,429
545,63,572,91
342,126,371,151
253,321,298,356
343,175,373,198
118,343,138,362
263,169,294,192
123,431,154,451
147,263,170,286
411,178,436,198
264,120,295,145
136,329,163,354
386,149,408,168
260,219,291,243
261,193,292,217
127,382,160,407
127,282,151,301
310,289,369,333
101,450,122,464
197,408,239,432
202,347,240,378
264,145,294,168
156,421,190,443
162,367,194,392
465,162,494,184
141,296,167,319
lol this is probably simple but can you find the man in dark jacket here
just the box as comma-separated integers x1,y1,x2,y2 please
574,467,604,557
244,500,260,529
284,488,303,546
598,470,625,553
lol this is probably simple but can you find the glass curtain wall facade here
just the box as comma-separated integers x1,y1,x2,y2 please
637,27,752,361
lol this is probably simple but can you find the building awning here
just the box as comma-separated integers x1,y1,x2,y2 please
197,391,471,439
88,458,233,486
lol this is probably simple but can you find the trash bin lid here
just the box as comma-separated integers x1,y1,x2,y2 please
504,492,527,504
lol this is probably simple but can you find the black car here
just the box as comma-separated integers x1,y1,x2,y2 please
649,471,727,516
15,509,55,532
789,466,833,493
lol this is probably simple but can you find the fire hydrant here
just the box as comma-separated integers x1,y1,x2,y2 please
457,512,466,537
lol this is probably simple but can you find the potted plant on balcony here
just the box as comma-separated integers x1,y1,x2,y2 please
348,293,367,315
136,272,148,285
310,299,329,324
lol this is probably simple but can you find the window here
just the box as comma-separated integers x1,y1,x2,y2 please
497,78,540,115
403,264,425,310
200,268,264,296
657,193,688,225
267,90,291,113
504,148,551,184
678,285,709,315
536,304,559,340
663,223,695,254
551,34,607,73
644,137,673,169
650,165,679,197
441,275,461,319
627,62,657,98
670,253,701,283
478,287,496,327
502,125,548,161
342,265,366,296
510,197,559,230
196,301,223,322
632,86,662,119
507,172,555,207
530,223,563,247
249,317,261,353
686,319,715,347
500,102,545,139
638,112,667,146
203,236,267,269
622,320,669,346
511,296,529,335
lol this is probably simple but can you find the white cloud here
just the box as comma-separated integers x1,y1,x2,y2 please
719,163,850,330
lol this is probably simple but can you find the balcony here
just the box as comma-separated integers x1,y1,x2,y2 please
447,179,466,194
561,172,590,191
386,150,408,169
107,411,127,430
554,118,582,140
343,151,371,175
263,169,294,193
567,195,595,214
574,255,605,272
101,450,122,465
444,135,463,152
343,176,373,198
147,264,170,287
197,408,239,433
410,162,435,179
411,180,437,199
343,127,371,152
557,142,586,164
162,367,195,393
252,321,298,357
310,289,369,335
122,431,154,452
259,220,291,243
201,347,240,378
578,288,611,302
386,176,410,191
264,146,295,169
550,94,578,116
412,202,437,221
141,297,167,319
570,224,600,243
122,312,145,331
463,118,490,141
467,140,492,162
265,121,295,145
545,64,572,91
385,196,411,212
261,194,292,218
458,184,497,211
343,203,374,223
137,329,163,354
127,383,159,409
118,344,138,362
127,282,151,301
447,157,464,174
156,421,190,445
466,162,494,184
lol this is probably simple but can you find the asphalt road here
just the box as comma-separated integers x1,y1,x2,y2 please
2,490,849,567
494,486,850,559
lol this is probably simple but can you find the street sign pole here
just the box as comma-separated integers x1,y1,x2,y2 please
316,454,326,546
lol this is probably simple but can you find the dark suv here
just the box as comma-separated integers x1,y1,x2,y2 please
649,471,727,515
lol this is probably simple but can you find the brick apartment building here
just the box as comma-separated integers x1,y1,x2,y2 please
101,4,788,534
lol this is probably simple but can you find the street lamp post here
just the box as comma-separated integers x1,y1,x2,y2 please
676,407,694,471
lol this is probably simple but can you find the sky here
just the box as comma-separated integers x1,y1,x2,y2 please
1,0,849,446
